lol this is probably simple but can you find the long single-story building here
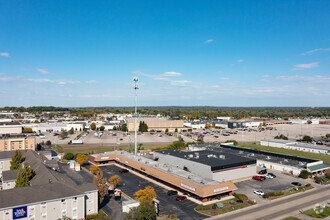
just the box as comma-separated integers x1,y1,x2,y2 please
89,150,257,202
126,118,185,132
188,143,329,176
260,139,330,155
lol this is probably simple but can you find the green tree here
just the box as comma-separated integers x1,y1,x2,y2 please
10,150,25,170
326,133,330,138
22,127,33,133
299,170,310,179
36,143,42,151
165,128,169,133
121,123,128,132
225,140,238,146
100,126,105,131
68,127,74,135
303,135,313,143
15,162,34,187
138,121,148,132
59,130,69,139
90,122,96,130
63,152,75,160
307,120,312,124
124,201,156,220
274,134,288,140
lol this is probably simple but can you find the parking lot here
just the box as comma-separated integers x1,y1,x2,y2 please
35,132,79,145
235,168,315,204
99,164,207,220
81,131,178,145
183,124,330,143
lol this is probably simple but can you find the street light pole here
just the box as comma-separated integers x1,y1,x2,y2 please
133,77,139,155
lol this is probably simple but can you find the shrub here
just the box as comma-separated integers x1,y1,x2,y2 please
305,183,311,187
314,176,321,184
273,191,284,196
299,170,310,179
233,193,248,201
225,140,238,146
263,192,274,198
325,173,330,179
229,200,235,204
236,199,243,203
63,152,74,160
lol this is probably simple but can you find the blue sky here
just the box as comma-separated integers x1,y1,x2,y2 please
0,0,329,107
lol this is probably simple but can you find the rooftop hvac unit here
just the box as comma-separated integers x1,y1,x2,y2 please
145,161,149,164
239,151,243,154
284,159,288,162
188,154,194,158
266,156,271,160
299,162,305,166
201,179,206,184
184,155,187,157
219,155,226,159
250,153,255,156
168,168,173,172
188,175,193,179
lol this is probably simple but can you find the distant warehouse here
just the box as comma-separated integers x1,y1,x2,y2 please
260,139,330,155
126,117,184,132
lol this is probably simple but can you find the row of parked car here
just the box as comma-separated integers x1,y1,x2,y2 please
167,190,187,201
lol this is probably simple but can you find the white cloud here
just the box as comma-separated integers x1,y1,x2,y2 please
302,48,330,55
26,78,53,83
86,80,99,84
162,72,182,77
37,68,50,74
237,59,244,63
205,39,214,43
56,80,80,85
0,52,10,57
262,75,269,78
277,74,330,83
219,77,229,80
291,62,319,71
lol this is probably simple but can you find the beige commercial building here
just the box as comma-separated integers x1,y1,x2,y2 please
0,125,22,135
0,135,36,152
126,118,184,132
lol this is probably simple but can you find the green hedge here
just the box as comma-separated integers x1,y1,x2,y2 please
233,193,248,201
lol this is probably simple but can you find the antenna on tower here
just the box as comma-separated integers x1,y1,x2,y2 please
133,77,139,155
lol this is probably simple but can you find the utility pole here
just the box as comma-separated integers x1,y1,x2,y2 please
133,77,139,155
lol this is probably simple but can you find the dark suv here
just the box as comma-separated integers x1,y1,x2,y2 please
258,169,267,174
119,169,129,173
167,190,178,196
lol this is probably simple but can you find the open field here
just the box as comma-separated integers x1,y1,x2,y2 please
54,143,169,154
238,143,330,163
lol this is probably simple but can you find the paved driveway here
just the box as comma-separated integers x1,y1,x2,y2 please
100,165,207,220
235,168,313,204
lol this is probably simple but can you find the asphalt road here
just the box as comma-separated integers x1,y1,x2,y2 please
100,165,207,220
212,185,330,220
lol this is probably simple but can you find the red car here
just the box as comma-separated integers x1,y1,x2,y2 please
252,176,265,181
176,196,187,201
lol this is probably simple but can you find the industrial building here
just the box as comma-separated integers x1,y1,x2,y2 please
126,117,184,132
188,143,329,176
154,150,256,182
260,139,330,155
0,150,98,219
0,135,36,152
89,149,258,202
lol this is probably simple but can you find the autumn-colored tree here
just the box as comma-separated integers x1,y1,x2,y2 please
10,150,25,170
90,122,96,130
22,127,33,133
76,154,87,165
89,165,101,175
93,170,107,204
134,186,157,204
109,175,121,188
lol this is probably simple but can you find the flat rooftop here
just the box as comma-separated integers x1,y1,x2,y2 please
190,143,319,169
92,151,223,186
155,149,256,171
263,139,330,151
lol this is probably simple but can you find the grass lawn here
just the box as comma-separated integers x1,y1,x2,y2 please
303,206,330,218
195,195,254,216
238,143,330,163
53,143,169,154
281,217,301,220
263,185,314,200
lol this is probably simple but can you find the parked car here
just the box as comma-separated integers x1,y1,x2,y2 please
119,169,129,173
254,190,265,196
167,190,178,196
266,173,276,178
253,176,265,181
291,182,302,186
258,169,267,174
176,196,187,201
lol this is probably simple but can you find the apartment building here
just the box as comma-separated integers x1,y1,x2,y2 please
0,135,36,152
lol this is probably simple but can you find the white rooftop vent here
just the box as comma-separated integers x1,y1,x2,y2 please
299,162,305,166
194,152,199,159
168,168,173,172
188,175,193,179
284,159,288,162
239,151,243,154
250,153,255,156
219,155,226,159
188,154,194,158
201,179,206,184
266,156,271,160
